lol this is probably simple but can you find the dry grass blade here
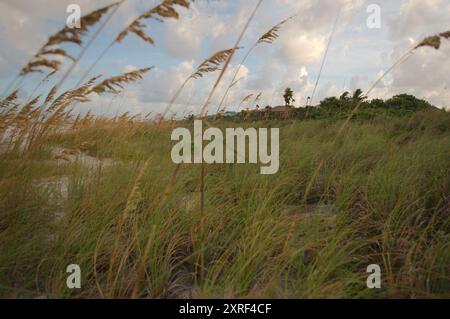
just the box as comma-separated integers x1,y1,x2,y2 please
117,20,155,45
241,94,254,104
0,91,19,110
36,49,76,62
48,76,101,112
230,78,242,88
80,2,121,30
76,1,191,89
189,48,238,80
415,30,450,50
20,2,120,76
41,70,57,83
116,0,191,44
257,17,292,45
44,86,58,105
46,2,120,47
88,67,153,95
237,93,254,111
20,60,62,76
416,35,441,50
22,70,57,106
160,47,238,122
440,31,450,39
16,96,41,121
71,114,81,129
253,92,262,104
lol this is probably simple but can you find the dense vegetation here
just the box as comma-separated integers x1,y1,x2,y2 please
0,108,448,298
230,92,439,121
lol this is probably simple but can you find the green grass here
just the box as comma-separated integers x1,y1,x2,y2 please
0,110,449,298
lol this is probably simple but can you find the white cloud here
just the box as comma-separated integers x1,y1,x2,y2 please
278,32,326,65
1,0,449,115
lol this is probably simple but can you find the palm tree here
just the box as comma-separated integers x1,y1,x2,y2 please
339,91,350,100
352,88,364,100
283,88,295,106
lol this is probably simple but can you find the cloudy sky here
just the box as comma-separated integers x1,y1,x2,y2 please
0,0,449,117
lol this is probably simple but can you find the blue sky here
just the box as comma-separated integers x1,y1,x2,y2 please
0,0,449,117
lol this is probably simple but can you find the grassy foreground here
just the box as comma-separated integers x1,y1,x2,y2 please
0,110,449,298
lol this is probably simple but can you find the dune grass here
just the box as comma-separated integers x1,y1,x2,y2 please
0,1,449,300
0,110,448,298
